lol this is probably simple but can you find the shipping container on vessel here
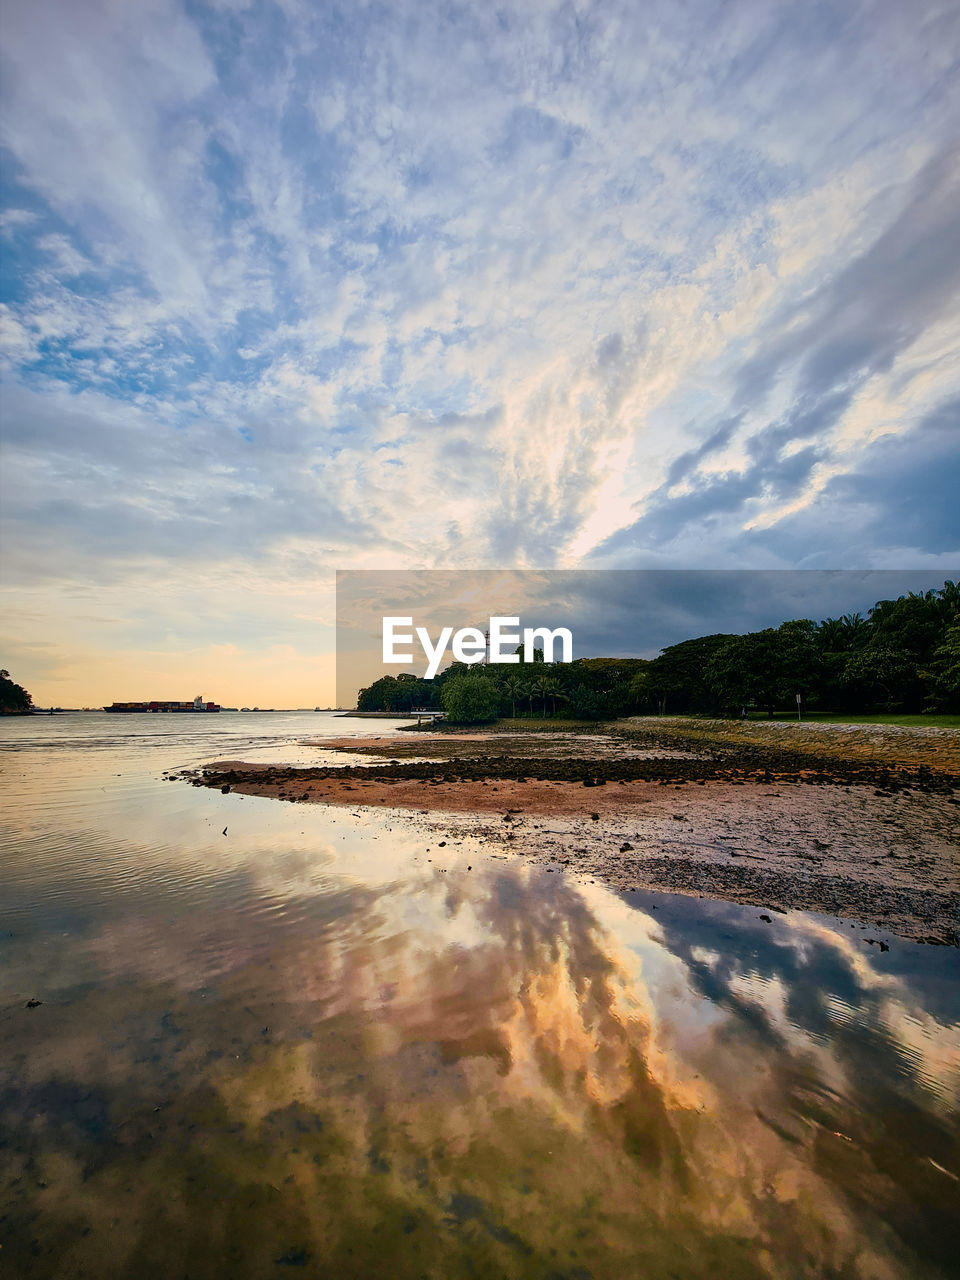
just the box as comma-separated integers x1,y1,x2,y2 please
104,695,221,713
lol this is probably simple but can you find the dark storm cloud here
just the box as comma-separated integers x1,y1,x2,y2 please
751,400,960,562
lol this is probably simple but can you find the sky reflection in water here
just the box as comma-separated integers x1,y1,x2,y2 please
1,715,958,1278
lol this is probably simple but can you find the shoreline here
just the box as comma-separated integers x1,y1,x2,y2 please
188,720,960,946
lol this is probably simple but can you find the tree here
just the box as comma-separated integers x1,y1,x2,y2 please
354,580,959,720
854,584,960,711
627,670,656,713
503,674,526,718
923,623,960,712
0,669,33,714
356,673,440,712
565,685,607,720
516,643,545,664
571,658,649,690
817,613,870,654
440,674,500,724
524,681,538,716
841,646,918,712
530,675,553,716
647,634,735,714
541,676,565,716
567,658,644,709
357,675,399,711
869,591,942,661
706,621,818,716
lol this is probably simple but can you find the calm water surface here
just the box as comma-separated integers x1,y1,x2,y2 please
1,713,958,1278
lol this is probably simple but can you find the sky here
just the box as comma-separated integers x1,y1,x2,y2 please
335,569,953,702
1,0,958,706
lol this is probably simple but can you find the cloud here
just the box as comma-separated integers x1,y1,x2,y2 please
756,400,960,562
592,147,960,566
2,0,959,697
736,146,960,407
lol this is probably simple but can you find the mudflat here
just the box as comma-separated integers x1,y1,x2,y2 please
190,718,960,946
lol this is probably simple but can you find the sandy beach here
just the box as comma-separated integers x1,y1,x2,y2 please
191,718,960,946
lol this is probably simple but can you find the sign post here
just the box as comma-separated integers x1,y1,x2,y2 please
796,692,802,723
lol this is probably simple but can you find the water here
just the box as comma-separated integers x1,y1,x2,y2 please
1,713,958,1278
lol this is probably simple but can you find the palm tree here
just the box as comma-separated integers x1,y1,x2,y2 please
524,680,537,717
541,676,564,716
842,612,869,646
503,675,526,719
532,675,553,717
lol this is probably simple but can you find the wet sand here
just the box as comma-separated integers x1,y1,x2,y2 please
191,719,960,946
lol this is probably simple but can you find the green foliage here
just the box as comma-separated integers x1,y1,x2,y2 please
0,668,33,714
357,674,438,712
561,657,650,717
923,622,960,713
841,645,917,711
645,635,735,714
516,644,545,663
816,612,869,655
705,620,818,716
572,657,649,689
439,674,501,724
869,589,954,663
564,686,607,720
354,581,959,720
502,674,527,717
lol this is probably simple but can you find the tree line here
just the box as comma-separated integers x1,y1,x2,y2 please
356,581,960,722
0,669,33,714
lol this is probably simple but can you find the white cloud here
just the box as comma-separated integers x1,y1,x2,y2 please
2,0,959,697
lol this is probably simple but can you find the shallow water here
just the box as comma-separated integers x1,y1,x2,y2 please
1,713,958,1279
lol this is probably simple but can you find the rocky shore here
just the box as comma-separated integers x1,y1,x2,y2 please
188,718,960,946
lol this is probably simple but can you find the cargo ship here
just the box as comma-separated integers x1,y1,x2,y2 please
104,695,221,713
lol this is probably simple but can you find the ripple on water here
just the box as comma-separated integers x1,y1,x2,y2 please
0,715,958,1279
